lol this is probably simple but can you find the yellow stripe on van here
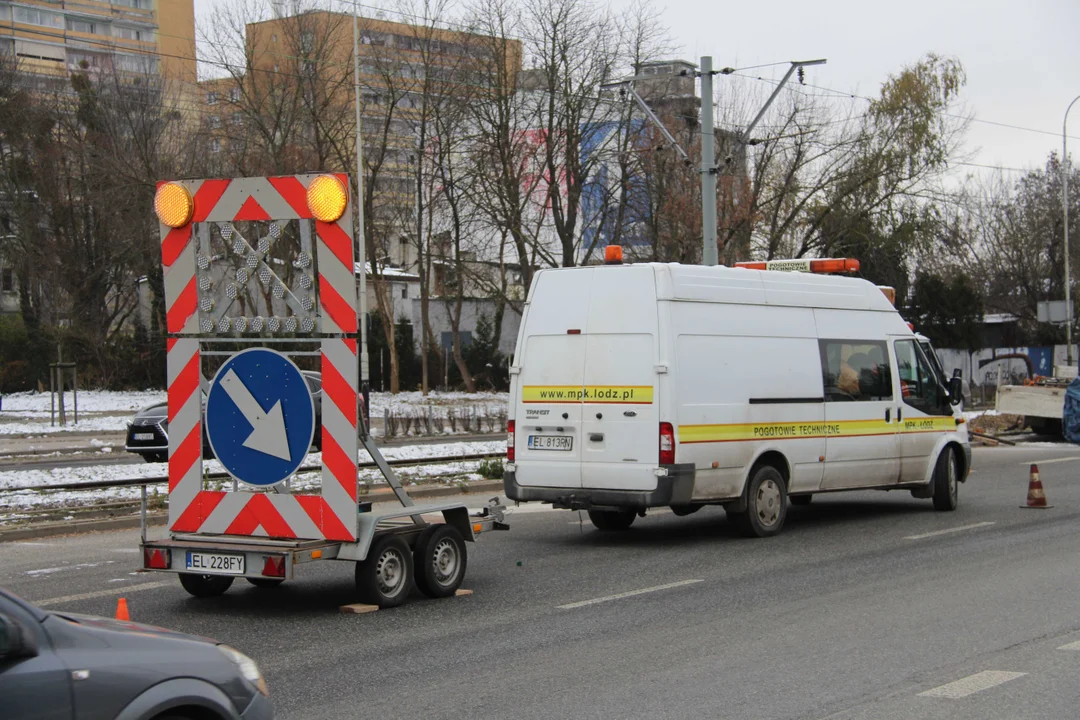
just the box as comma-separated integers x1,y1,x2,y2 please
679,417,955,444
522,385,654,404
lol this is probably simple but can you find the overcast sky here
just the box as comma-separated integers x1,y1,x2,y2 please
191,0,1080,178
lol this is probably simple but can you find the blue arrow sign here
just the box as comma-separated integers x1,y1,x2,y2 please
205,348,315,487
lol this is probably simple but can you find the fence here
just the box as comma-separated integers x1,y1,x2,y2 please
937,344,1079,406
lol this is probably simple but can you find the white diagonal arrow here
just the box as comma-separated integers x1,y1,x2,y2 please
219,368,291,461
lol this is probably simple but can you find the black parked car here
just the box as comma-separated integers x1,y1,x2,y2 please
0,587,272,719
125,371,323,463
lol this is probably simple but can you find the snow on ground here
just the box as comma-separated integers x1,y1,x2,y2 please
0,440,504,523
369,390,507,415
0,388,509,436
0,389,167,414
964,409,1000,420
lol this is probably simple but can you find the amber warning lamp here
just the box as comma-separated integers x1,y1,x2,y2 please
306,174,348,222
604,245,624,265
154,182,194,228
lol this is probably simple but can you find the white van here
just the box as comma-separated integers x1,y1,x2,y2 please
504,259,971,536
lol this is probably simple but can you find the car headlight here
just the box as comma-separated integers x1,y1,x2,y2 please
218,645,269,697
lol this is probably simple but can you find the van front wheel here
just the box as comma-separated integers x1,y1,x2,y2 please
729,465,788,538
931,448,959,512
588,509,636,531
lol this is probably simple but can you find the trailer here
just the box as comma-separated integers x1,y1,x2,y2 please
138,174,507,607
996,366,1076,436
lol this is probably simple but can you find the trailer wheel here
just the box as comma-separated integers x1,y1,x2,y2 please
729,464,788,537
931,447,959,512
356,535,414,608
587,509,636,531
790,494,812,507
413,525,467,598
246,578,284,589
178,573,234,598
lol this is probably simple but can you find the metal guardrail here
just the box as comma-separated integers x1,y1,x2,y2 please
0,453,503,494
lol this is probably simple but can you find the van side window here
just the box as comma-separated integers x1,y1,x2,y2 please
894,339,942,412
819,340,892,402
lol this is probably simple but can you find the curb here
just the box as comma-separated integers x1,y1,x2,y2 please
0,480,506,542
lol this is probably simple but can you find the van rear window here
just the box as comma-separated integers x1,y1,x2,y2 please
819,340,892,402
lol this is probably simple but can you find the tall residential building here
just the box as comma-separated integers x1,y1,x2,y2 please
0,1,195,316
197,10,520,270
0,0,195,83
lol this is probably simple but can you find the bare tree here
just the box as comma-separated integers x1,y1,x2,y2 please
523,0,619,268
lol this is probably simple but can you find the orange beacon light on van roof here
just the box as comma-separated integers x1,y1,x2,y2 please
604,245,623,264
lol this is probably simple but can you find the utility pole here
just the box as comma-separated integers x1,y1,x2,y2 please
700,56,718,266
352,3,371,420
600,57,825,268
1064,95,1080,366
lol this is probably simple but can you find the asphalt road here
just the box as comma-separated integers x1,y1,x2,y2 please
4,443,1080,720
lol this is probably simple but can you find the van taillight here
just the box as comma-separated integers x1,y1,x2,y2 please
507,420,515,462
659,422,675,465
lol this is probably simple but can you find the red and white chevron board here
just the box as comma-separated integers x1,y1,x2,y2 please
160,175,358,542
159,174,357,336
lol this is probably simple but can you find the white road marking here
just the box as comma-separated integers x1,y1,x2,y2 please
905,522,996,540
558,579,704,610
1057,640,1080,651
12,542,58,547
33,580,171,607
1023,457,1080,465
25,561,116,576
918,671,1027,699
109,548,139,554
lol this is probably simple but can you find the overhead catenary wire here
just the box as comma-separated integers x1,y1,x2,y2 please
729,70,1080,143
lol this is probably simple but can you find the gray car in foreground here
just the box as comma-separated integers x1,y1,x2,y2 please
0,587,272,720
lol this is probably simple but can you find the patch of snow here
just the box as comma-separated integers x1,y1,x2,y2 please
0,390,166,414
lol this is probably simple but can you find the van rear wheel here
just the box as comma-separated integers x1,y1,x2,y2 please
729,465,788,537
587,509,636,531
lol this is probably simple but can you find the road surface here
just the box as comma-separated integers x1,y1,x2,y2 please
3,443,1080,720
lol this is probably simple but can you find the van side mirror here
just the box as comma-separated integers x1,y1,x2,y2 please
0,614,37,661
948,376,964,406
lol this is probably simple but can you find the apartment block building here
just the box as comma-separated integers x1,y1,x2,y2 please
0,0,194,82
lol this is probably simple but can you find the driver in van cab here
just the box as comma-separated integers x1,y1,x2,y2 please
836,350,863,396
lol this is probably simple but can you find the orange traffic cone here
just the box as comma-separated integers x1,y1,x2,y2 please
115,597,130,621
1021,464,1052,509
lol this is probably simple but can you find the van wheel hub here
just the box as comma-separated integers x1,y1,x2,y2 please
757,479,781,527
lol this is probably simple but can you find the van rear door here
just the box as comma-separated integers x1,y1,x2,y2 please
512,269,593,490
579,266,660,491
